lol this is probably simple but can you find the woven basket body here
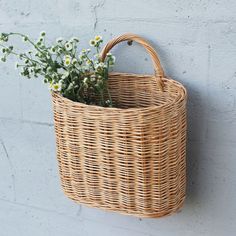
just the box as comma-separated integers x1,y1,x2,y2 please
52,34,187,218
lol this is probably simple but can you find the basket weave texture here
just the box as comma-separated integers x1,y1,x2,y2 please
52,33,187,218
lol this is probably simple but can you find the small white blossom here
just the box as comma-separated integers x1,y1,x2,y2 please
40,31,46,37
64,55,71,66
46,67,53,73
83,65,90,71
105,100,111,105
56,37,63,43
29,68,34,73
22,36,28,42
90,75,96,82
95,62,106,69
86,60,92,66
83,77,89,84
89,40,96,46
50,47,56,54
94,35,102,42
39,37,44,42
57,48,63,54
70,37,79,42
49,81,62,92
79,54,84,60
52,73,58,80
72,58,77,65
61,71,69,79
65,42,73,51
57,68,65,74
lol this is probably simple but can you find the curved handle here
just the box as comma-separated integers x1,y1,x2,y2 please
100,33,165,90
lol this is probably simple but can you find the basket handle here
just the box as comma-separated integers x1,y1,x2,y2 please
100,33,165,90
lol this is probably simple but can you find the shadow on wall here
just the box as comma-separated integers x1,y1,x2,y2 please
185,84,207,205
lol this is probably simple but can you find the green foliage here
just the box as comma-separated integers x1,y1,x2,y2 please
0,32,115,107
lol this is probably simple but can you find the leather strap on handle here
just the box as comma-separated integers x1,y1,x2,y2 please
100,33,165,90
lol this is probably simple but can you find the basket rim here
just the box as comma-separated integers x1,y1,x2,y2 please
52,73,187,112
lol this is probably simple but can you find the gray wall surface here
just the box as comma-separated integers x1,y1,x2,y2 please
0,0,236,235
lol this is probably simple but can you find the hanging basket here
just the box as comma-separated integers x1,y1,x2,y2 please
52,33,187,218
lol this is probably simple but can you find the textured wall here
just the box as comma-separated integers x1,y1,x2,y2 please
0,0,236,235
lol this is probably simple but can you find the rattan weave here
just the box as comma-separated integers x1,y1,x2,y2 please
52,33,187,218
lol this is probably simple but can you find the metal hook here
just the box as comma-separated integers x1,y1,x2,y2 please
127,40,133,46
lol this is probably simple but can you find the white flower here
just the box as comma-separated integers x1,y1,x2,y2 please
57,48,63,54
56,37,63,43
29,68,34,73
53,83,61,91
64,55,71,66
83,77,89,84
66,82,72,90
39,37,44,42
105,100,111,105
22,36,28,42
70,37,79,42
40,31,46,37
46,53,51,60
90,75,96,82
83,65,90,71
79,54,84,60
86,60,92,66
50,47,56,54
52,73,58,80
61,71,69,79
72,58,77,65
89,40,96,46
65,42,73,51
95,62,106,69
46,67,53,73
94,35,102,42
95,79,103,87
57,68,65,74
49,81,62,92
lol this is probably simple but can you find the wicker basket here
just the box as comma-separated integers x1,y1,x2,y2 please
52,33,187,218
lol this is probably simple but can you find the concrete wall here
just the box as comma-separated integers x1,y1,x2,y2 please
0,0,236,235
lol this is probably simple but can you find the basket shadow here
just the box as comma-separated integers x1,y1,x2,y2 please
185,84,206,204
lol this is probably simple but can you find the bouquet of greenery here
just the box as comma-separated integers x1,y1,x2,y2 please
0,32,116,107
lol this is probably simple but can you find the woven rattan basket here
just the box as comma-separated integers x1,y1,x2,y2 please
52,33,187,218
